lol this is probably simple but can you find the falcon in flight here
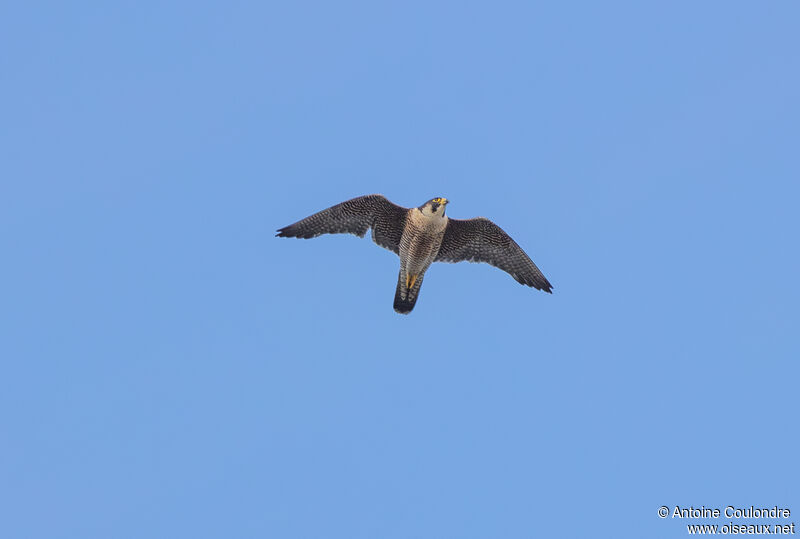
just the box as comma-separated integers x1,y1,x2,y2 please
276,195,552,314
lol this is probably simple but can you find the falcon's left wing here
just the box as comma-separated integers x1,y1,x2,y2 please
436,217,553,292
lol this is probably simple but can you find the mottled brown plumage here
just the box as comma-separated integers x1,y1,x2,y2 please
277,194,552,314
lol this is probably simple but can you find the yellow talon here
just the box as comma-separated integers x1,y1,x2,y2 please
406,274,418,289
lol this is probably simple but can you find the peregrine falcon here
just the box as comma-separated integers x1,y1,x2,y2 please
276,195,552,314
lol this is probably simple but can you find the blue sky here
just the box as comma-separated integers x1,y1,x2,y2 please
2,1,798,537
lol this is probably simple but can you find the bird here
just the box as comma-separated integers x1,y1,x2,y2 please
276,194,552,314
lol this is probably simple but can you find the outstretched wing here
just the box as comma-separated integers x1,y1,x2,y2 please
436,217,553,292
276,194,408,254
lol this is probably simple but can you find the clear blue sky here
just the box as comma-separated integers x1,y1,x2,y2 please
2,1,798,537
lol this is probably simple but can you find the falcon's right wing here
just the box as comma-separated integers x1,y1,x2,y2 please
276,194,408,254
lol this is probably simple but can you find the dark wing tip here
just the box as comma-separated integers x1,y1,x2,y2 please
527,281,553,293
511,271,553,293
276,226,314,239
536,278,554,293
276,226,293,237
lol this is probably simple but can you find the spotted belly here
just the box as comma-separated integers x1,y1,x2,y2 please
400,228,443,274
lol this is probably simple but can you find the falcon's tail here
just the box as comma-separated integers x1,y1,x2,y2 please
393,270,425,314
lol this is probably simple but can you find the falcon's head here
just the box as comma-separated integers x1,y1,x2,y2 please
420,197,449,217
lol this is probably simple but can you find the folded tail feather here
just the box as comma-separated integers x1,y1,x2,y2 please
393,270,425,314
